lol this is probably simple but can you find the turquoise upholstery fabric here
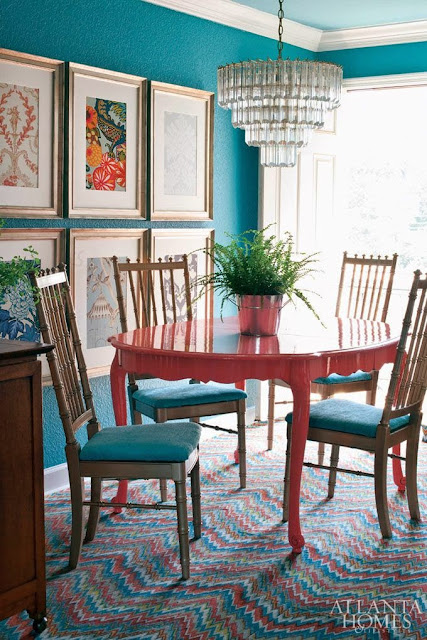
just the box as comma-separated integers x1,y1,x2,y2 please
132,383,247,410
313,370,372,385
285,399,410,438
79,421,201,462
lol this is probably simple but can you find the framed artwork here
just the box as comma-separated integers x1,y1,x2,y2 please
0,49,63,217
69,228,147,376
151,82,213,220
150,228,214,321
68,63,146,218
0,228,65,382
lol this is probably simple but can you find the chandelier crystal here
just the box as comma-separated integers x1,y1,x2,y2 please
217,1,343,167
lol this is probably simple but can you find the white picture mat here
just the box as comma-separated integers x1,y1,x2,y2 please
153,91,206,213
151,229,213,322
0,230,63,381
0,61,54,208
72,233,141,373
72,73,138,210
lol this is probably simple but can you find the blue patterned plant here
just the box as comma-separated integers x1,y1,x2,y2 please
0,219,40,341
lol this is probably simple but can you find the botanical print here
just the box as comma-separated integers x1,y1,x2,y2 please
86,97,126,191
164,111,197,196
162,252,198,321
0,273,39,342
0,83,39,188
86,257,126,349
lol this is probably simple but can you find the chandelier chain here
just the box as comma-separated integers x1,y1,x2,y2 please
277,0,284,60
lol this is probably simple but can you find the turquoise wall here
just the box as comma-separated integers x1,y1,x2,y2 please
0,0,312,469
320,41,427,77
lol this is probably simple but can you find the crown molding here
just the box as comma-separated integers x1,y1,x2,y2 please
142,1,427,52
142,0,322,51
343,71,427,90
319,20,427,51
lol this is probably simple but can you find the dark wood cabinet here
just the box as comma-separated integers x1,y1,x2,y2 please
0,340,53,634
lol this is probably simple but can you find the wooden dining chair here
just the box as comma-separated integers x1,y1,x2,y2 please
268,252,398,463
283,270,426,538
30,264,202,580
112,256,247,494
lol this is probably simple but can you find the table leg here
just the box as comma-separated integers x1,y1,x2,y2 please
110,352,129,508
234,381,245,464
392,443,406,493
287,383,310,554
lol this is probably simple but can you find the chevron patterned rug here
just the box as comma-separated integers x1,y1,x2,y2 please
1,422,426,640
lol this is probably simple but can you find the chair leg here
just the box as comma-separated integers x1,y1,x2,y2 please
374,431,392,538
190,459,202,539
282,424,292,522
128,385,142,425
318,443,326,467
155,411,169,501
366,370,379,406
317,387,331,465
237,401,247,489
327,445,340,499
267,379,275,450
406,426,421,522
84,477,102,543
68,475,85,570
174,477,190,580
159,479,168,502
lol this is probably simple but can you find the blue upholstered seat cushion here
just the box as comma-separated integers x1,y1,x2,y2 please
79,421,201,462
285,398,410,438
132,383,247,410
312,370,372,385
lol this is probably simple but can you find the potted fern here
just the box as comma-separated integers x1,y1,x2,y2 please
196,227,320,336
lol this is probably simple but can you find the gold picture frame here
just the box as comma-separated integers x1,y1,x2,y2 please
150,228,214,320
69,228,147,376
68,63,147,218
0,49,64,217
150,81,213,220
0,227,65,382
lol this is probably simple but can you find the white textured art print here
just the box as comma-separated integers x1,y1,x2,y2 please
163,111,197,196
86,257,126,349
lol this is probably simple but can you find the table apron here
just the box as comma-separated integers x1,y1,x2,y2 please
115,341,397,385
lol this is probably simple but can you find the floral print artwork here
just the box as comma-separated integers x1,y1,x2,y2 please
0,83,39,188
86,257,126,349
86,97,126,191
0,275,39,342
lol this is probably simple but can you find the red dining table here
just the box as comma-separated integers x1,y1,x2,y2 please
108,312,400,554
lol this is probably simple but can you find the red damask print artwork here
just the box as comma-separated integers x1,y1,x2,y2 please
86,97,126,191
0,83,39,188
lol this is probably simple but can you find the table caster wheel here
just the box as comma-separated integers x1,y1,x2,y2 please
32,616,47,635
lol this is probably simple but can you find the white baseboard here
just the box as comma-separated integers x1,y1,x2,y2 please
43,407,257,495
44,463,69,494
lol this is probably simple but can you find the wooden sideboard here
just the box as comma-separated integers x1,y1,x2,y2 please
0,340,53,634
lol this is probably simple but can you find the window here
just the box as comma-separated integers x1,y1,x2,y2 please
338,84,427,322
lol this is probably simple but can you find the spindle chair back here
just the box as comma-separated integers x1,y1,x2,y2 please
30,264,202,579
284,270,427,539
112,256,247,494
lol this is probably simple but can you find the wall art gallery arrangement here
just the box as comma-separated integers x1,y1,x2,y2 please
0,48,215,375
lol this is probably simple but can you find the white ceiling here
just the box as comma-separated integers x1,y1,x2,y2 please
232,0,427,31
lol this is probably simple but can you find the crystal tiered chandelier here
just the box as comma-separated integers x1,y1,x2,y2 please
217,0,343,167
